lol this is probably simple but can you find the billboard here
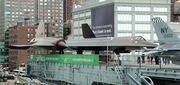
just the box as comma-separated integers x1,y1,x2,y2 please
30,54,99,65
91,4,114,37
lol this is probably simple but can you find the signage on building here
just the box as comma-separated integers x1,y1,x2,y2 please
30,54,99,65
91,4,114,37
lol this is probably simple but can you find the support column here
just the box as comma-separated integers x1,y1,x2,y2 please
77,50,82,54
95,50,99,54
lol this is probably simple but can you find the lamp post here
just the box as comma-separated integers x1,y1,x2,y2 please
107,36,113,65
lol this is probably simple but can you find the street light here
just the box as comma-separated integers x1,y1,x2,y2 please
107,36,113,65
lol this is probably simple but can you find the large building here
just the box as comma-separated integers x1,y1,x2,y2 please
63,0,84,23
38,0,64,38
72,0,171,42
7,22,52,71
8,24,37,70
0,0,65,68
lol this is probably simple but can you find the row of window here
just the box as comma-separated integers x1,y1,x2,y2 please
40,10,60,12
39,6,62,9
40,3,59,6
117,6,167,12
74,19,91,27
74,13,158,21
74,12,91,18
40,13,60,16
117,14,167,22
118,24,151,31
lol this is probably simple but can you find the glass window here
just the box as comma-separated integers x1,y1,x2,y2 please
154,34,158,41
74,29,79,35
40,3,43,5
118,24,132,30
55,34,58,37
117,6,132,11
118,14,132,21
135,15,150,21
27,34,30,38
154,7,167,12
74,14,78,18
79,13,84,17
79,20,84,27
85,18,91,25
135,6,150,11
118,33,132,37
86,11,91,16
99,0,106,2
28,29,30,32
153,15,167,21
135,24,150,31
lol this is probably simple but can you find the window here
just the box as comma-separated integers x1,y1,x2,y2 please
118,14,132,21
79,13,84,17
135,15,150,21
117,6,132,11
86,11,91,16
28,28,30,32
154,7,167,12
135,6,150,11
99,0,106,2
74,13,78,18
154,34,158,41
55,34,58,37
118,24,132,30
27,34,30,38
135,24,150,31
85,18,91,25
153,15,167,21
118,33,132,37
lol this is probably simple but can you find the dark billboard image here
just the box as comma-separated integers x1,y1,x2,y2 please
91,4,114,37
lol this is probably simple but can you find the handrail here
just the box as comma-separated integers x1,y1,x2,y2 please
141,76,154,85
127,73,141,85
113,59,128,84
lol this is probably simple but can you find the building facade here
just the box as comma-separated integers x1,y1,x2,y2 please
8,24,37,70
72,0,171,42
0,0,66,68
63,0,84,23
8,22,52,71
38,0,64,38
0,0,10,67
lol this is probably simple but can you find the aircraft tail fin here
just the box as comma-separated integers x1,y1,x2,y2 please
82,23,96,38
151,17,179,44
35,21,46,37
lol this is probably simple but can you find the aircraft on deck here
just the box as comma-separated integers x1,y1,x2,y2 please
143,17,180,65
9,21,157,54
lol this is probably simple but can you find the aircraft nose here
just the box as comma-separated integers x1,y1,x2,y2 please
58,41,68,48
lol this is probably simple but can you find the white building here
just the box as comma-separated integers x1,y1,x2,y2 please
72,0,171,42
